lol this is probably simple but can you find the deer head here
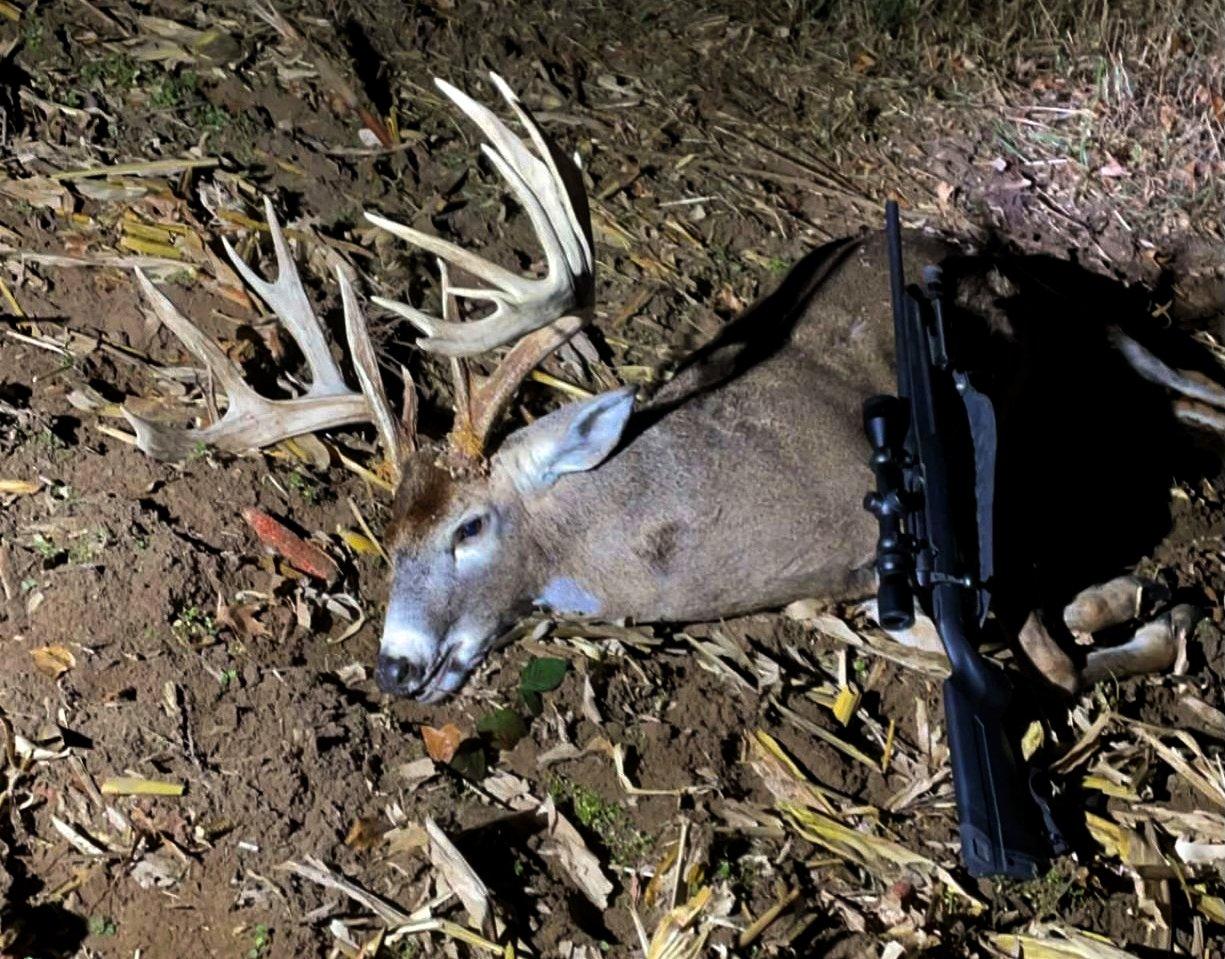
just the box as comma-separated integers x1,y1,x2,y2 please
123,73,624,701
378,385,635,700
367,75,632,700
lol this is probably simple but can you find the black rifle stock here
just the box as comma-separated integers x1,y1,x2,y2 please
863,202,1049,877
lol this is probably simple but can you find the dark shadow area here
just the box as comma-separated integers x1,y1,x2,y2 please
946,250,1221,619
1,840,89,959
454,811,618,946
627,237,860,440
1,902,90,958
341,17,392,119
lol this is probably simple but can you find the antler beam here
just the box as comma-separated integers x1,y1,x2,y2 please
123,198,405,467
366,73,594,358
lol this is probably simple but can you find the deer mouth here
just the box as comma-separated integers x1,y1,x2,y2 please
410,648,455,700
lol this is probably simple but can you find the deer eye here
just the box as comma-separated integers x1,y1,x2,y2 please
453,514,486,547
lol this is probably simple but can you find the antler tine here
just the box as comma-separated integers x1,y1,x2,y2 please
337,264,409,470
486,72,593,280
365,72,594,358
123,201,397,464
432,231,584,461
222,197,350,397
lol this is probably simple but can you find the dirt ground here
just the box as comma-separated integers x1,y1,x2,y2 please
2,1,1225,957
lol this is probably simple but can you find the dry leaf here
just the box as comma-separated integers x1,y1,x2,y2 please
1022,720,1045,760
397,757,437,790
0,479,41,496
1175,838,1225,864
344,817,386,851
988,925,1140,958
535,797,613,909
0,176,72,212
338,528,382,557
424,817,493,936
101,776,185,797
215,597,270,640
421,723,463,763
30,644,76,679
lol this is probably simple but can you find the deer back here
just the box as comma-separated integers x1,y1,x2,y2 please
516,231,959,623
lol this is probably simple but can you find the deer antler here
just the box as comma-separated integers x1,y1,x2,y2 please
365,72,593,458
123,197,406,467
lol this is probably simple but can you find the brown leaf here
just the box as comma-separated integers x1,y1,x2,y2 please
422,723,463,763
344,816,386,851
30,644,75,679
215,596,270,641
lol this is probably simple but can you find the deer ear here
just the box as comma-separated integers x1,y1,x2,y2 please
500,386,636,491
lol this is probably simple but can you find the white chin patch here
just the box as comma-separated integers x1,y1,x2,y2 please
535,577,602,616
380,612,438,661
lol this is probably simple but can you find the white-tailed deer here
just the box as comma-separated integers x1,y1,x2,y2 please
126,74,1220,702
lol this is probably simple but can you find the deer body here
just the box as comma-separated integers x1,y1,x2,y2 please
378,234,947,699
124,74,1222,703
520,239,903,622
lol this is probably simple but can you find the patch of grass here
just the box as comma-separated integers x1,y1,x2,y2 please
172,604,218,645
246,924,270,959
20,19,44,53
31,428,66,453
286,469,320,504
67,529,108,565
548,775,653,865
149,68,242,134
999,865,1088,922
712,854,757,891
29,534,61,562
87,915,116,937
80,53,140,89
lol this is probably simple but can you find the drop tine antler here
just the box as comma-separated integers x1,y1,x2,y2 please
337,264,409,466
366,71,594,359
123,203,400,470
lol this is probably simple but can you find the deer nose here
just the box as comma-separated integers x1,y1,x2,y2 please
375,653,425,696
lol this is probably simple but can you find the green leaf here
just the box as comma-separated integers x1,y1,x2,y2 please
449,739,488,781
520,688,543,717
520,656,568,694
476,708,528,751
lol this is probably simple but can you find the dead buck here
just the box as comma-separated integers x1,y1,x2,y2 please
127,74,1222,702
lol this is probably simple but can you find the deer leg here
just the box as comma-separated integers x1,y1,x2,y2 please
1174,399,1225,432
1018,611,1079,695
1081,605,1198,686
1018,573,1198,694
1062,574,1145,644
